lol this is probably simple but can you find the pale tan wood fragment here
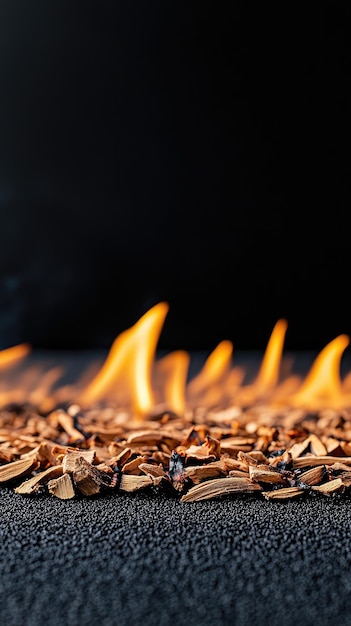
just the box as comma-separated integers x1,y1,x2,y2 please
288,439,311,459
184,464,227,484
293,456,351,468
54,410,85,443
185,435,221,460
180,477,261,502
114,447,132,468
138,463,167,478
324,438,345,455
122,455,148,475
309,434,327,456
237,451,259,467
62,449,96,473
48,473,75,499
249,465,287,484
0,457,39,483
337,472,351,487
228,470,250,478
14,465,63,494
247,450,268,463
262,487,305,500
298,465,326,485
219,442,253,456
311,478,344,494
120,474,153,492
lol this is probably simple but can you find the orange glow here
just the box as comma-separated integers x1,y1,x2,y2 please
255,319,288,391
0,343,31,369
291,334,350,409
29,367,64,412
187,340,233,399
156,350,190,415
78,302,169,415
1,305,351,417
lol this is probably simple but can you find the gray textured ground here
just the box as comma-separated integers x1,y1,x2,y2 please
1,488,351,626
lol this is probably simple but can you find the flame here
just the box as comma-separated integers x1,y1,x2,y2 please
0,343,31,369
186,340,234,407
254,319,288,391
78,302,169,415
0,305,351,416
187,340,233,397
155,350,190,415
290,334,350,409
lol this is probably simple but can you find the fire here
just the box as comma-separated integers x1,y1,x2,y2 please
0,343,31,369
78,301,169,415
0,303,351,415
289,334,350,410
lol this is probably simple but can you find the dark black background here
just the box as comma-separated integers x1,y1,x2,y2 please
0,2,350,354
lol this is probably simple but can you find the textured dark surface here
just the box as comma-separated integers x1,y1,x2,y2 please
1,487,351,626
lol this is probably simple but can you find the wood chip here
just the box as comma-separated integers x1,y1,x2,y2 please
180,477,261,502
0,457,39,483
293,456,351,468
249,465,287,484
14,465,63,495
184,463,227,484
2,391,351,503
298,465,326,486
120,474,153,492
262,487,305,500
311,478,344,494
62,449,96,473
64,456,112,496
48,473,76,500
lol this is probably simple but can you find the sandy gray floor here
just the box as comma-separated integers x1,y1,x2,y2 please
1,488,351,626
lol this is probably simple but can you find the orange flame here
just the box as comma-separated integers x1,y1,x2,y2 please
255,319,288,391
187,340,233,397
291,334,350,409
155,350,190,415
1,306,351,416
0,343,31,369
78,302,169,415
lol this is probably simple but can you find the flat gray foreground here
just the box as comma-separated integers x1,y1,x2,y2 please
1,489,351,626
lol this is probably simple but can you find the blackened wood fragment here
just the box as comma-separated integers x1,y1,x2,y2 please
168,450,186,491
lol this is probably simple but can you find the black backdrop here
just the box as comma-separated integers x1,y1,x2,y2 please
0,2,350,354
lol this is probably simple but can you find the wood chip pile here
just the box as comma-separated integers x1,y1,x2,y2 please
1,402,351,502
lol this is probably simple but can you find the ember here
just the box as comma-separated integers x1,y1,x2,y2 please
1,302,351,502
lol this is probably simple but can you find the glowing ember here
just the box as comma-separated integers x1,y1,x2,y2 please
1,302,351,503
